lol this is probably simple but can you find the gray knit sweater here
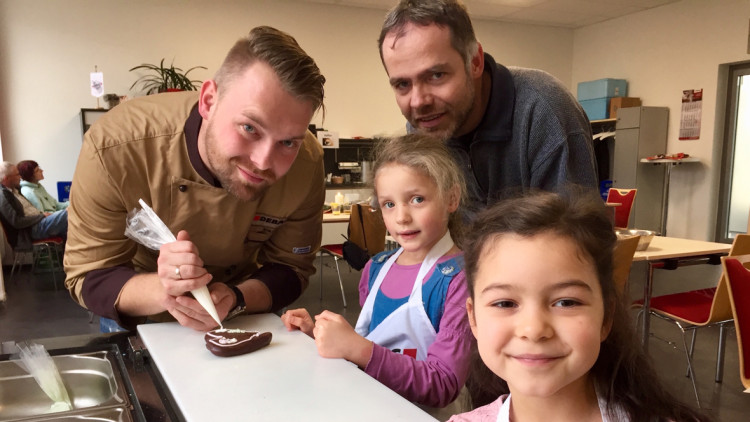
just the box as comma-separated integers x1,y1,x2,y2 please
445,53,597,219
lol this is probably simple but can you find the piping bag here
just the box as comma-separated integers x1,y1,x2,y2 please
14,343,73,412
125,198,223,329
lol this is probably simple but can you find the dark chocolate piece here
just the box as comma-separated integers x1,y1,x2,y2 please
204,329,272,357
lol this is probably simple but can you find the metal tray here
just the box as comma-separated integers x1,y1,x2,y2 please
0,349,135,422
8,407,132,422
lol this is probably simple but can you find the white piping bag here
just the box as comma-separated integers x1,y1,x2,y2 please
14,343,73,412
125,198,223,329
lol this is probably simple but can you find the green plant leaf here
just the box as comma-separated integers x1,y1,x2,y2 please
130,58,205,94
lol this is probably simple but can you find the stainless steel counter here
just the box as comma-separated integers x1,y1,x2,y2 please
0,331,182,422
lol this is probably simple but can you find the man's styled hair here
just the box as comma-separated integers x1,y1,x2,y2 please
214,26,326,114
378,0,479,67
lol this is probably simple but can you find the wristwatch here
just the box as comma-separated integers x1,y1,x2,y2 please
225,284,247,321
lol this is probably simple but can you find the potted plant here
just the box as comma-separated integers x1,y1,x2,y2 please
129,59,206,94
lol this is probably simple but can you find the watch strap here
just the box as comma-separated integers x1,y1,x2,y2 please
225,284,246,321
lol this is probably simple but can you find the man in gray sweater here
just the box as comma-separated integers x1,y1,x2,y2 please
379,0,598,219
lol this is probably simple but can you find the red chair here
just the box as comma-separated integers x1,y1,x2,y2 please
0,222,65,288
607,188,637,229
634,234,750,406
722,254,750,391
319,204,385,307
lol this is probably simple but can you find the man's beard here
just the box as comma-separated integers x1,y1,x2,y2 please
410,76,476,140
203,123,275,202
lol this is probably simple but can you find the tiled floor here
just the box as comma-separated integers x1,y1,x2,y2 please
1,258,748,421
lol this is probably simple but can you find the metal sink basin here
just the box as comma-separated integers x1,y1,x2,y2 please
0,349,134,421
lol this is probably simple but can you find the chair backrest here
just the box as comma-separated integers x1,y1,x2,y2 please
57,181,72,202
613,235,640,295
704,234,750,324
721,253,750,390
607,188,637,229
348,204,386,255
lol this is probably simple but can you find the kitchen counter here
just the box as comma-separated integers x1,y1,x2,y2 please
326,182,369,189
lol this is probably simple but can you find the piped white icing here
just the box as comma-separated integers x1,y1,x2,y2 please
205,330,261,348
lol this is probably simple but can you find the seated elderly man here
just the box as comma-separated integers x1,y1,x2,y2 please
0,161,67,248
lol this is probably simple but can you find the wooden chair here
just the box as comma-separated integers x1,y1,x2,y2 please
607,188,637,229
613,235,640,295
635,234,750,406
319,204,386,307
721,254,750,392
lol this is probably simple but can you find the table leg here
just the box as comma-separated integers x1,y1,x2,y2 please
659,163,673,236
641,261,657,352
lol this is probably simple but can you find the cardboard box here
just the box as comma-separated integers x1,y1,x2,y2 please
609,97,641,119
579,97,610,120
577,78,628,101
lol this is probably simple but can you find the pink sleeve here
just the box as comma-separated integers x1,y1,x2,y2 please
358,260,373,307
363,270,475,408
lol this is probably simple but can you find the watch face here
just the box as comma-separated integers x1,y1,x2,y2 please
226,305,246,321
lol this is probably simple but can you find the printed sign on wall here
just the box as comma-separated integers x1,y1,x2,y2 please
679,88,702,140
317,131,339,149
90,72,104,98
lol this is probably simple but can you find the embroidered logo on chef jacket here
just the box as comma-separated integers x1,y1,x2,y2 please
391,348,418,359
252,214,286,227
248,214,286,242
293,246,312,254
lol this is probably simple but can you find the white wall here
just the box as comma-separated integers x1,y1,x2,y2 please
0,0,572,200
572,0,750,240
728,74,749,235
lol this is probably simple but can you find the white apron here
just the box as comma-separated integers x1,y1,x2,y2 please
497,394,511,422
355,231,454,361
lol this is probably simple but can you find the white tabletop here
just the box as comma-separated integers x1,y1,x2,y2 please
323,212,350,223
632,236,730,262
138,314,436,422
639,157,700,164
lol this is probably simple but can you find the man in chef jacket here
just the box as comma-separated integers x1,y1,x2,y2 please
64,26,327,331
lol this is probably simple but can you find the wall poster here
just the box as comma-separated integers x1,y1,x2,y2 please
679,88,703,140
316,130,339,149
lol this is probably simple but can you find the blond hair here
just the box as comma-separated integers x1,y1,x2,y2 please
371,134,465,243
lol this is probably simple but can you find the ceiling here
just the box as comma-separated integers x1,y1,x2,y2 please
297,0,681,29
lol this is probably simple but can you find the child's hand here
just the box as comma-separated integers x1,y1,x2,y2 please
313,310,373,368
281,308,315,337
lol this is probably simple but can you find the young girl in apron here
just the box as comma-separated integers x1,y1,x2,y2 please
282,134,474,417
450,192,712,422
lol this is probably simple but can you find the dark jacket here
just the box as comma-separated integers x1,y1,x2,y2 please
445,54,598,219
0,185,43,249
